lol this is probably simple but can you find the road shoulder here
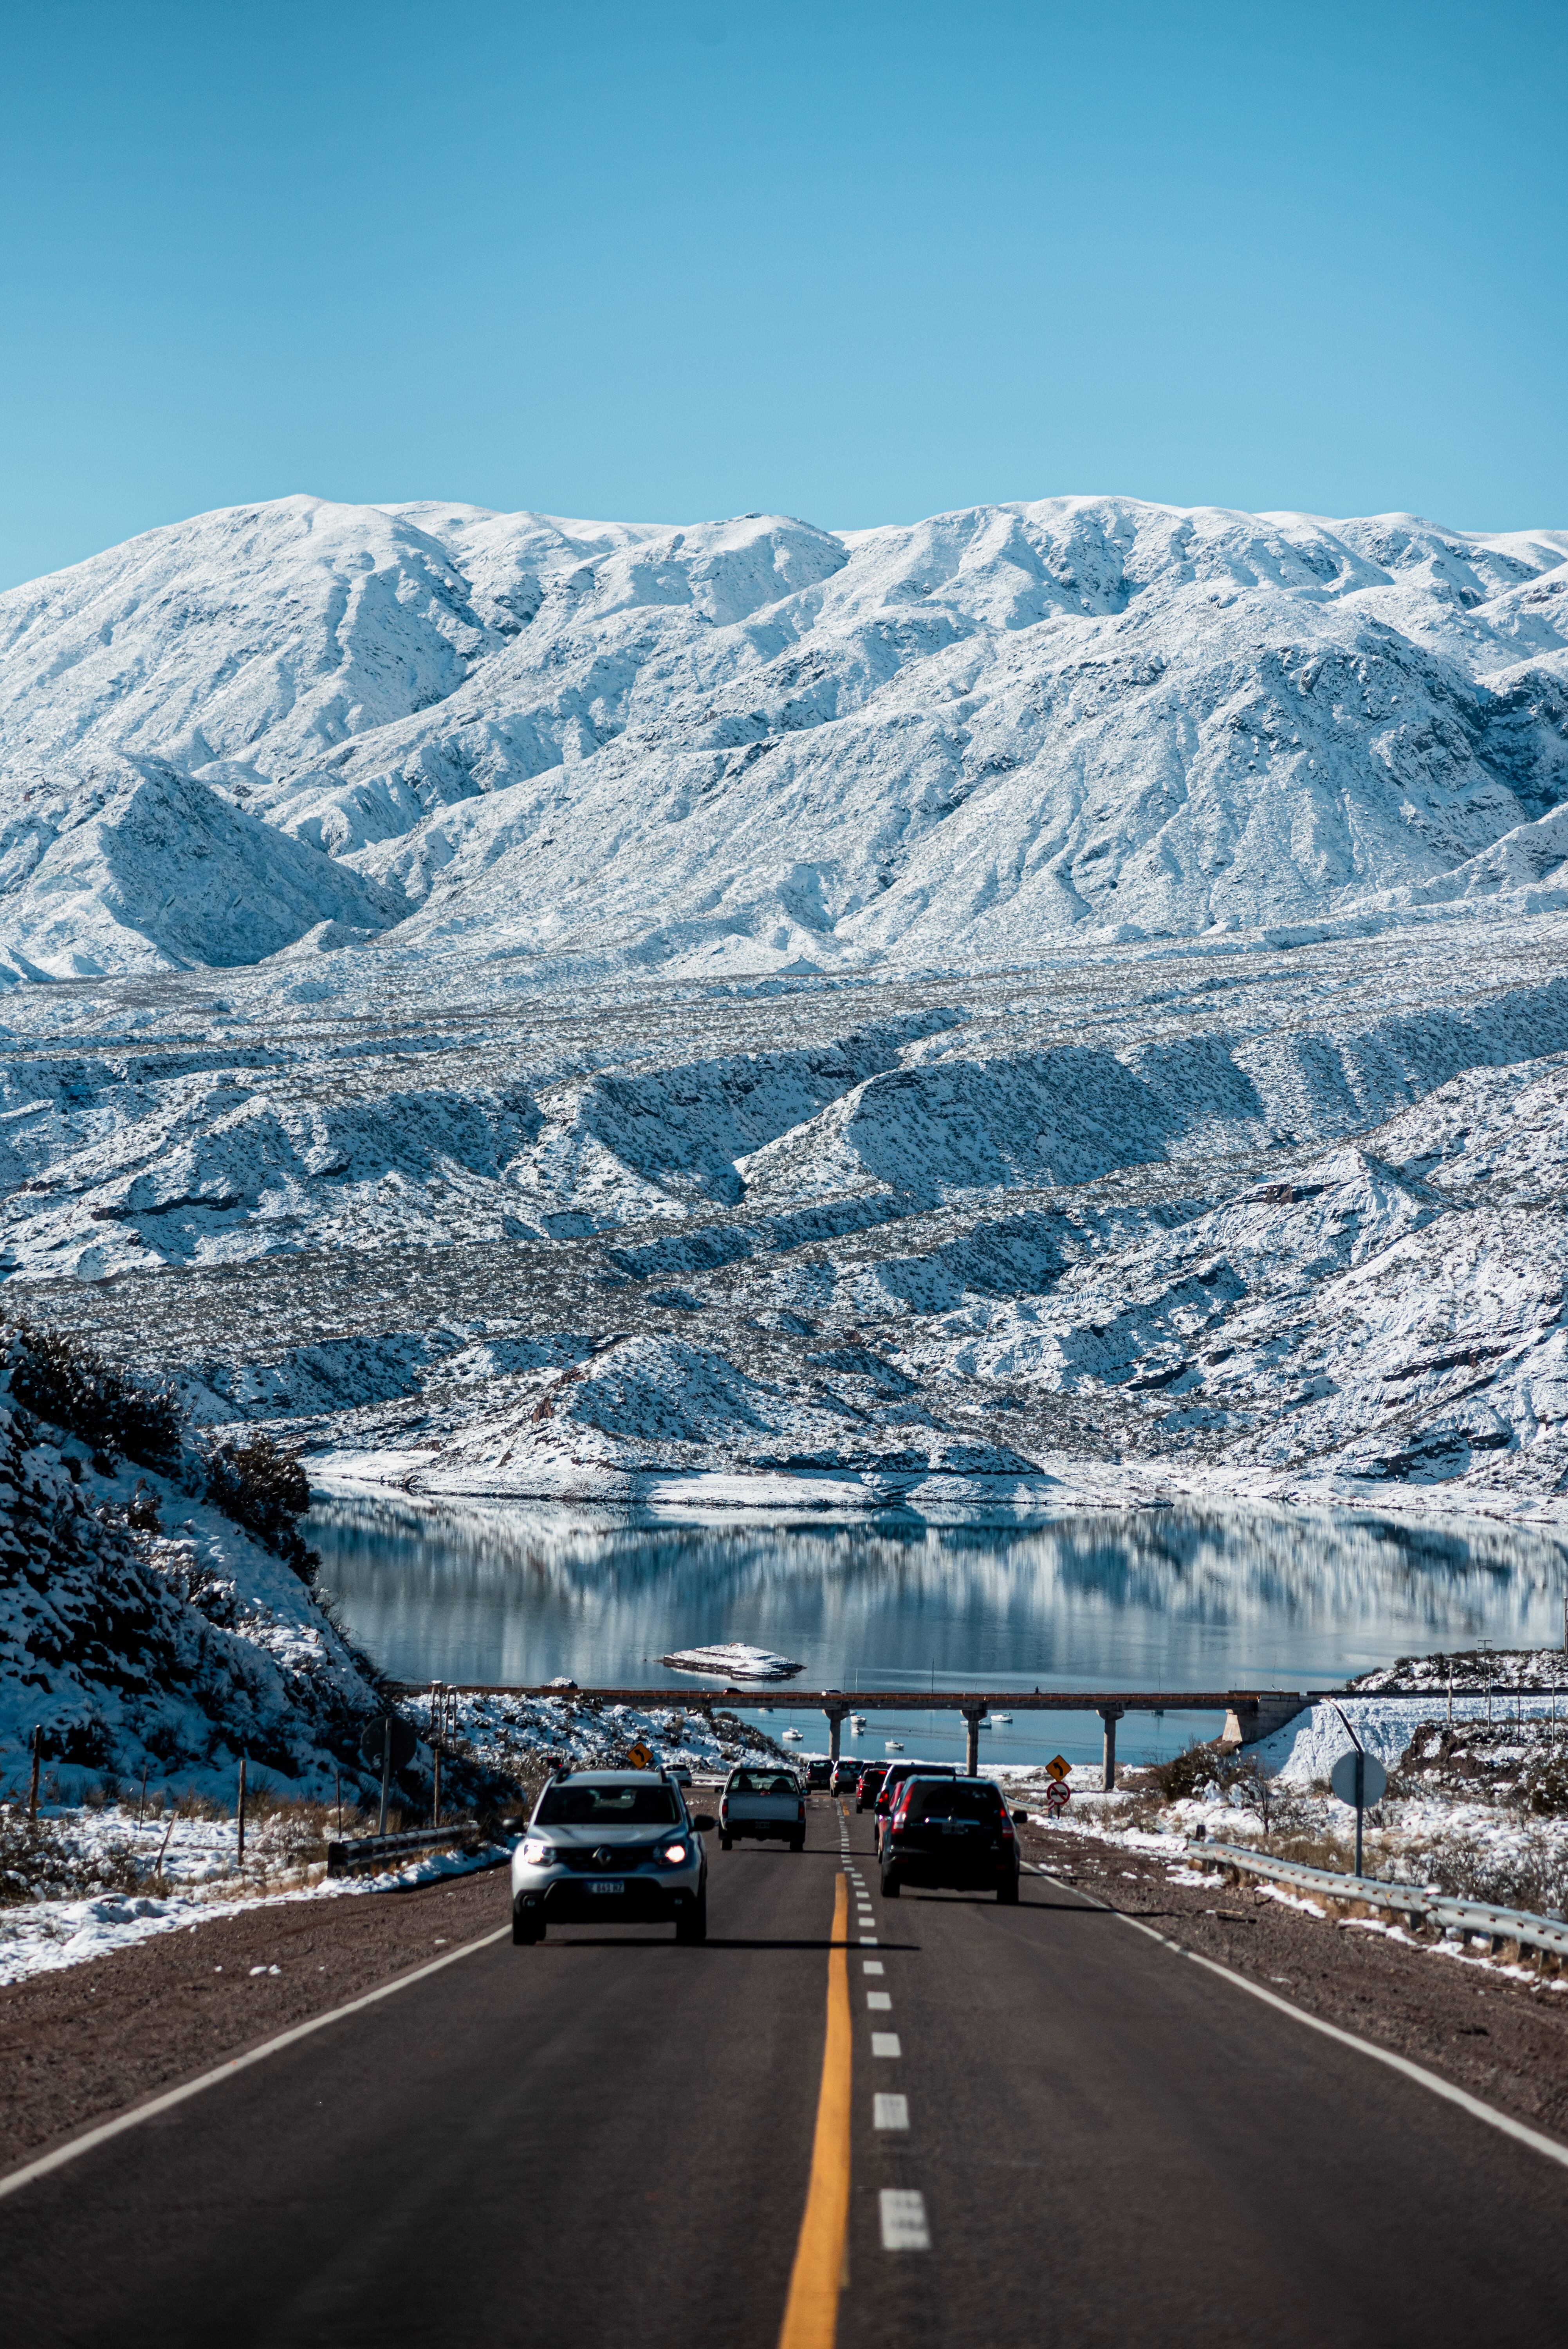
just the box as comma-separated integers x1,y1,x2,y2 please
1021,1824,1568,2147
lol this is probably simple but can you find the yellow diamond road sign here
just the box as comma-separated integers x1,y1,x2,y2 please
626,1742,653,1770
1045,1755,1071,1782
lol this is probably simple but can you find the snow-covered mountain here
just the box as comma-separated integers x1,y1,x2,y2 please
4,493,1566,980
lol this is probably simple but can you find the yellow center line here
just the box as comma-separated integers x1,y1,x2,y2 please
778,1871,852,2349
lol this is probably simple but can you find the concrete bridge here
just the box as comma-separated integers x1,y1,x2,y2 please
406,1683,1314,1788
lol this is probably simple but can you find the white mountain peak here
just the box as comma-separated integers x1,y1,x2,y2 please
2,492,1564,982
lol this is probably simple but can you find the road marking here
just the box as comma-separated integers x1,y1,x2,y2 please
867,1991,892,2010
879,2188,931,2251
873,2093,909,2131
862,1960,884,1975
777,1873,852,2349
0,1925,512,2204
1021,1863,1568,2176
871,2032,901,2058
859,1935,879,1947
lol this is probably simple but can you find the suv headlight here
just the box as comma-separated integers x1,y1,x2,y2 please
520,1837,558,1866
657,1841,689,1865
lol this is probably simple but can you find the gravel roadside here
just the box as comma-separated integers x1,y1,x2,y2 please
0,1863,513,2176
1021,1823,1568,2147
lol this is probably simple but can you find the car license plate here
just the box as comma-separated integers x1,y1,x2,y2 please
941,1824,971,1837
587,1879,624,1894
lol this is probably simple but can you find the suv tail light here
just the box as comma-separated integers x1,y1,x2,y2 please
798,1801,806,1819
999,1814,1015,1840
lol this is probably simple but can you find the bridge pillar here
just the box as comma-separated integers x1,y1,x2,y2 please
1220,1693,1310,1750
1099,1706,1125,1792
824,1705,848,1762
961,1706,987,1776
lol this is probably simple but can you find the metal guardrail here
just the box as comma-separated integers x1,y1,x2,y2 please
327,1822,486,1878
1189,1840,1568,1963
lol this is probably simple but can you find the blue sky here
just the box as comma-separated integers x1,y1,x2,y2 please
2,0,1563,587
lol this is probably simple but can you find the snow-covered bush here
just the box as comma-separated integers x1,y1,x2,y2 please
203,1435,316,1584
3,1318,180,1472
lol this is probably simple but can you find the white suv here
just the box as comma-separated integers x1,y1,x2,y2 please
511,1769,715,1945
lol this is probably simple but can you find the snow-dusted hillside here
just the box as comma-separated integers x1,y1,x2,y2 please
4,489,1568,1537
1,897,1565,1531
3,494,1566,980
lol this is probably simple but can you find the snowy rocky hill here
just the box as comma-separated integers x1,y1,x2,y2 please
2,493,1566,981
2,901,1566,1531
3,491,1568,1537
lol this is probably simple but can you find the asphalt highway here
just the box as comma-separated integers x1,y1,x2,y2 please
5,1801,1568,2347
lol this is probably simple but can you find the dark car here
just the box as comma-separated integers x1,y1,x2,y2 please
880,1775,1022,1902
805,1757,833,1789
854,1763,888,1812
830,1757,858,1795
873,1761,956,1855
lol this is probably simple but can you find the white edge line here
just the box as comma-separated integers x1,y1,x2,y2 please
1022,1863,1568,2174
0,1924,511,2203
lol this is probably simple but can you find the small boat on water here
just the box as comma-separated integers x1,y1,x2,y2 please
781,1728,804,1742
850,1713,867,1730
884,1738,904,1752
991,1713,1013,1725
660,1642,803,1681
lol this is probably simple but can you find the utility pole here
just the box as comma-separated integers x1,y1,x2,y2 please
236,1754,247,1867
27,1726,41,1826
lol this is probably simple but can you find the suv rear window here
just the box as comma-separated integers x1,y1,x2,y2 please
729,1770,799,1796
536,1784,680,1825
901,1782,1004,1822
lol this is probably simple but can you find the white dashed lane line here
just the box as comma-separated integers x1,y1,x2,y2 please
867,1992,892,2011
873,2093,909,2131
862,1960,883,1976
871,2033,902,2059
880,2189,931,2251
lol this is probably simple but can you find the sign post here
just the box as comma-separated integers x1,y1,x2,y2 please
1329,1747,1388,1878
362,1716,419,1837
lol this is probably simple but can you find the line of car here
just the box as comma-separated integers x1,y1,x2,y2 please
510,1753,1025,1941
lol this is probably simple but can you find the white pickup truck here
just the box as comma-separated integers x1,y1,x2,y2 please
718,1765,807,1851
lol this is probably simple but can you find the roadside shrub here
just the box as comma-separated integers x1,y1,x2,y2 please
4,1319,181,1472
1151,1741,1226,1801
204,1435,318,1582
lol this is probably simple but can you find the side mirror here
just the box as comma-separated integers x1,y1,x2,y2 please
692,1813,717,1833
1012,1808,1028,1824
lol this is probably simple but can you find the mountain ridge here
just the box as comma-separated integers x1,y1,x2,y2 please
2,492,1565,981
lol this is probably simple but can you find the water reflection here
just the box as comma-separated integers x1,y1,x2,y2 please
308,1494,1568,1770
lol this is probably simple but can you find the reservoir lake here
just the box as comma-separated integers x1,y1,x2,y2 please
307,1494,1568,1773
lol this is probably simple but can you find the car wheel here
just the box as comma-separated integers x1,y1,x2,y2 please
675,1892,708,1944
719,1833,733,1851
512,1907,542,1945
790,1833,805,1852
881,1866,900,1897
998,1873,1019,1904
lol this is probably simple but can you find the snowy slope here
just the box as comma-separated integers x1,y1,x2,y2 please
2,494,1566,978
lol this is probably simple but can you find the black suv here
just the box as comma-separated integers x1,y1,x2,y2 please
805,1758,834,1789
880,1775,1022,1902
872,1760,956,1855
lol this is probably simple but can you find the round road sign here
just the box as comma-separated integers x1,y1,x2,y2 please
1330,1749,1387,1806
1045,1781,1072,1815
362,1716,418,1771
